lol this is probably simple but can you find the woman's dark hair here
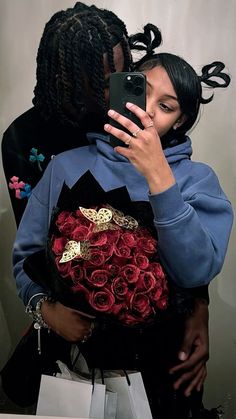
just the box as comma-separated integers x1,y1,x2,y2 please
33,2,131,125
138,53,230,137
130,24,230,143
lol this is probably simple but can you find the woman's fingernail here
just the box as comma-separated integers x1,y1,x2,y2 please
126,102,133,109
179,351,187,361
104,124,109,130
108,109,115,116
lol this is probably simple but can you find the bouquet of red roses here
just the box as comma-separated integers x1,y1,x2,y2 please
50,203,169,326
23,172,195,328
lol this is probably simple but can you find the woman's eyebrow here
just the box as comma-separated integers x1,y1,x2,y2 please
146,80,178,101
146,80,153,89
162,94,178,101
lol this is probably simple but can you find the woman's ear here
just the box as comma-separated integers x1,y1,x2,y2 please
173,114,187,130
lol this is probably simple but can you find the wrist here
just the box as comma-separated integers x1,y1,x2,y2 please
147,168,175,195
40,299,59,328
26,294,53,329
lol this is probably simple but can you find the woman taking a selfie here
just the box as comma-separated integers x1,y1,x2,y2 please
7,4,233,418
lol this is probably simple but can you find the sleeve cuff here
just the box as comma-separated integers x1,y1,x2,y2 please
149,183,189,223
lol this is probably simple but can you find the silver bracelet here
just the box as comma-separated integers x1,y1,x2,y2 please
25,294,50,354
26,292,47,313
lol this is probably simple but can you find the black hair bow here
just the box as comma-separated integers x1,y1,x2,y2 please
200,61,230,88
129,23,162,56
199,61,230,103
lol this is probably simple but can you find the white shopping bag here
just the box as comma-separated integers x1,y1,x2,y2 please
104,390,118,419
56,360,106,419
105,371,153,419
36,374,93,418
89,382,106,419
1,416,88,419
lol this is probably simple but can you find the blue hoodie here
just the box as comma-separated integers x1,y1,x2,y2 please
13,133,233,306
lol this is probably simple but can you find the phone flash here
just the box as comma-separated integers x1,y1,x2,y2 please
127,75,131,81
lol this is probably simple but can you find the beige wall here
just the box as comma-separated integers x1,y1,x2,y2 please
0,1,235,416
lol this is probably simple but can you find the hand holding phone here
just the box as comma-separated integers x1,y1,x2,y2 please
109,72,146,147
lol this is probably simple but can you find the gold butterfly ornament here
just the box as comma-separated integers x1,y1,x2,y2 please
59,240,90,263
59,206,138,263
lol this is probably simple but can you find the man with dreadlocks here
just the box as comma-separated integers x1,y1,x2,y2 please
2,2,131,226
1,3,211,417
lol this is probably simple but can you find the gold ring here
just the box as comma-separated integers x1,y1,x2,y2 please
125,136,132,146
132,128,141,138
145,122,154,129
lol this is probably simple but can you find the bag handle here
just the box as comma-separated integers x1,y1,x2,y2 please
123,369,131,386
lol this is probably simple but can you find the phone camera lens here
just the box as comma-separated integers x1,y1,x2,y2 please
133,76,143,86
134,86,144,96
124,80,133,92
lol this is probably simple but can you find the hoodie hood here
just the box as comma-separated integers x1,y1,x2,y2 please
86,132,192,165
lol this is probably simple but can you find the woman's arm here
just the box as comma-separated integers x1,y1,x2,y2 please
104,104,233,288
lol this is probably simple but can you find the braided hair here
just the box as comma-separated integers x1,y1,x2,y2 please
130,24,231,143
33,2,131,125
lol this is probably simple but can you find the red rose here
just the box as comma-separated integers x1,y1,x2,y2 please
87,269,110,287
151,283,169,310
130,293,153,318
55,257,72,278
136,237,157,254
111,277,129,300
120,264,140,283
151,285,163,301
149,262,166,280
89,288,115,312
75,210,92,227
99,243,114,259
105,264,121,277
110,303,123,316
56,211,71,227
89,232,108,246
137,272,156,293
58,214,77,235
70,265,86,283
70,225,91,241
105,229,121,244
133,253,149,270
52,236,68,255
114,245,131,258
120,232,137,247
88,250,106,266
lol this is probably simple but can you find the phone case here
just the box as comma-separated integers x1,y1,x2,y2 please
109,72,146,147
